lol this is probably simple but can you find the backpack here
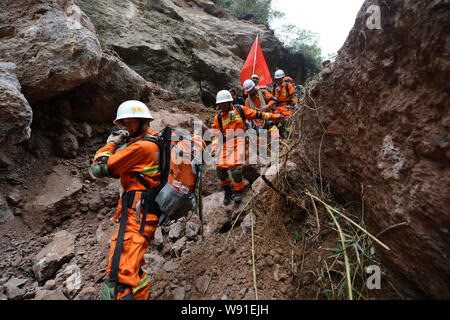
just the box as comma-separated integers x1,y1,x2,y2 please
129,126,205,225
271,78,297,108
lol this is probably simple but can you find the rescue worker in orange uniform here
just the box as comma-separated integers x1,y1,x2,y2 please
210,90,284,205
243,79,277,131
271,69,298,138
91,100,161,300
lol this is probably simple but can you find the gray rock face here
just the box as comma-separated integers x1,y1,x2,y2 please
33,230,76,282
75,0,301,106
169,220,185,240
185,221,200,239
0,194,14,225
0,0,102,104
3,277,27,300
300,0,450,298
56,262,83,299
0,62,32,145
153,227,164,247
23,165,83,233
34,290,68,300
71,51,152,122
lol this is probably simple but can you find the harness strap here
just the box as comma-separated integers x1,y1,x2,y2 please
134,173,164,233
109,191,135,298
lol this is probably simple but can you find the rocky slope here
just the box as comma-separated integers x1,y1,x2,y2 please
299,0,449,298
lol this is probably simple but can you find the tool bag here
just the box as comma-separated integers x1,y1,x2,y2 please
129,126,205,224
155,128,205,222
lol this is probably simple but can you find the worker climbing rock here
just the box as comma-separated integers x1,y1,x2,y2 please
271,69,299,138
210,90,284,205
91,100,161,300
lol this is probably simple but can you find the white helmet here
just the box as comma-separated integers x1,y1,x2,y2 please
113,100,153,125
243,79,256,92
251,74,259,80
216,90,234,104
274,69,285,79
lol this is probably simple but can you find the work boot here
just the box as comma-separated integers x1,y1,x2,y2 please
223,185,233,205
233,190,243,203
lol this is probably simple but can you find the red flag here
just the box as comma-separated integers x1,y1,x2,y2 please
240,35,272,88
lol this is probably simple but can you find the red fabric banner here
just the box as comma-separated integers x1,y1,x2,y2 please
240,36,272,88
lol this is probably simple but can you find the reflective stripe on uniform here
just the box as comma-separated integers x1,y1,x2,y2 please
222,114,242,126
132,274,149,293
94,151,113,161
142,165,160,175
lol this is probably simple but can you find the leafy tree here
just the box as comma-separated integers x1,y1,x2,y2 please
213,0,284,26
275,24,323,80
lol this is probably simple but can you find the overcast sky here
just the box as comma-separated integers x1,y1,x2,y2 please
270,0,365,58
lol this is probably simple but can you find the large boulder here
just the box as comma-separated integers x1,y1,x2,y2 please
71,50,153,122
33,230,76,283
0,62,32,145
23,165,83,233
299,0,449,298
75,0,303,106
0,0,102,104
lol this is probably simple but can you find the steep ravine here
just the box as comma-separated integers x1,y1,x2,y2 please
0,0,448,300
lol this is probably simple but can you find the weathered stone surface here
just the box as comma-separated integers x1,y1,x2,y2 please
166,285,185,300
23,165,83,233
299,0,450,298
53,132,79,159
171,236,187,257
162,260,179,273
57,262,82,299
201,191,230,235
153,227,164,247
0,62,32,145
240,212,255,235
74,286,97,300
75,0,303,106
143,253,165,275
0,194,14,225
194,274,210,295
3,277,27,300
0,0,102,104
169,220,185,240
33,230,76,282
71,51,152,122
185,221,200,239
34,290,68,300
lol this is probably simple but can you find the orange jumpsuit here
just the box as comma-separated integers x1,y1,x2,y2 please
271,80,298,118
93,129,160,300
244,88,276,129
211,105,278,190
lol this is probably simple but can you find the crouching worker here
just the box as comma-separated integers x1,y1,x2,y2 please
91,100,161,300
211,90,284,205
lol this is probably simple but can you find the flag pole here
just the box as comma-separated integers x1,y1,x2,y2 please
252,35,258,75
